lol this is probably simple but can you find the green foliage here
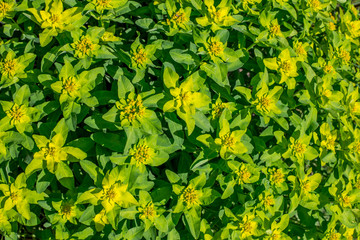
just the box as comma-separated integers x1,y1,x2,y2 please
0,0,360,239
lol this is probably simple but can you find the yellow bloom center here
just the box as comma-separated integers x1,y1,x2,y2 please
182,187,199,206
340,194,352,208
279,60,292,74
239,216,257,238
269,230,282,240
63,76,80,96
132,48,148,67
140,202,156,220
326,232,341,240
0,1,11,17
257,95,272,113
2,58,17,77
171,10,187,24
208,41,224,57
270,169,285,185
208,6,223,24
96,0,112,8
352,141,360,154
6,104,27,125
329,22,336,31
131,143,151,165
269,23,281,37
263,195,275,207
323,135,336,151
323,64,334,74
295,43,307,58
73,36,95,57
10,191,18,203
220,133,235,149
104,186,117,202
291,140,307,158
236,167,251,185
60,203,74,219
338,49,350,64
309,0,321,10
354,176,360,189
301,180,311,193
44,146,56,158
212,102,225,118
118,96,146,123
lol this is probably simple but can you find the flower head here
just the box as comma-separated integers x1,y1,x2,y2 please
239,214,257,239
131,46,149,68
116,93,146,125
0,0,14,20
269,168,286,185
181,186,200,206
207,38,225,58
1,58,18,77
6,103,30,125
235,164,252,185
139,201,157,221
71,36,99,58
215,119,247,158
62,76,80,97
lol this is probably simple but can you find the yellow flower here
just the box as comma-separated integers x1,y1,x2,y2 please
116,93,146,125
265,229,283,240
131,46,149,68
0,0,14,20
71,36,99,58
337,49,351,65
320,123,337,151
90,0,127,12
97,182,137,212
28,0,82,32
181,186,201,206
339,192,355,208
269,168,286,185
212,102,226,118
346,21,360,38
33,134,68,173
207,38,225,57
263,49,298,85
196,0,237,31
307,0,326,11
0,58,18,77
269,20,282,38
163,67,211,134
260,192,275,211
343,228,355,240
59,202,76,220
138,201,157,221
290,139,307,158
129,139,155,171
253,84,282,116
62,76,81,97
235,164,252,185
168,8,190,28
294,41,308,62
214,119,247,158
239,214,257,239
324,229,341,240
300,172,321,195
5,103,30,126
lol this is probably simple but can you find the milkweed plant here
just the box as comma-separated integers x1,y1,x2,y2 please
0,0,359,239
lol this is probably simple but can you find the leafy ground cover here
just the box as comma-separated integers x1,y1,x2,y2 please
0,0,359,239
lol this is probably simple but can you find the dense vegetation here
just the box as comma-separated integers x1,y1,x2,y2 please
0,0,359,239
